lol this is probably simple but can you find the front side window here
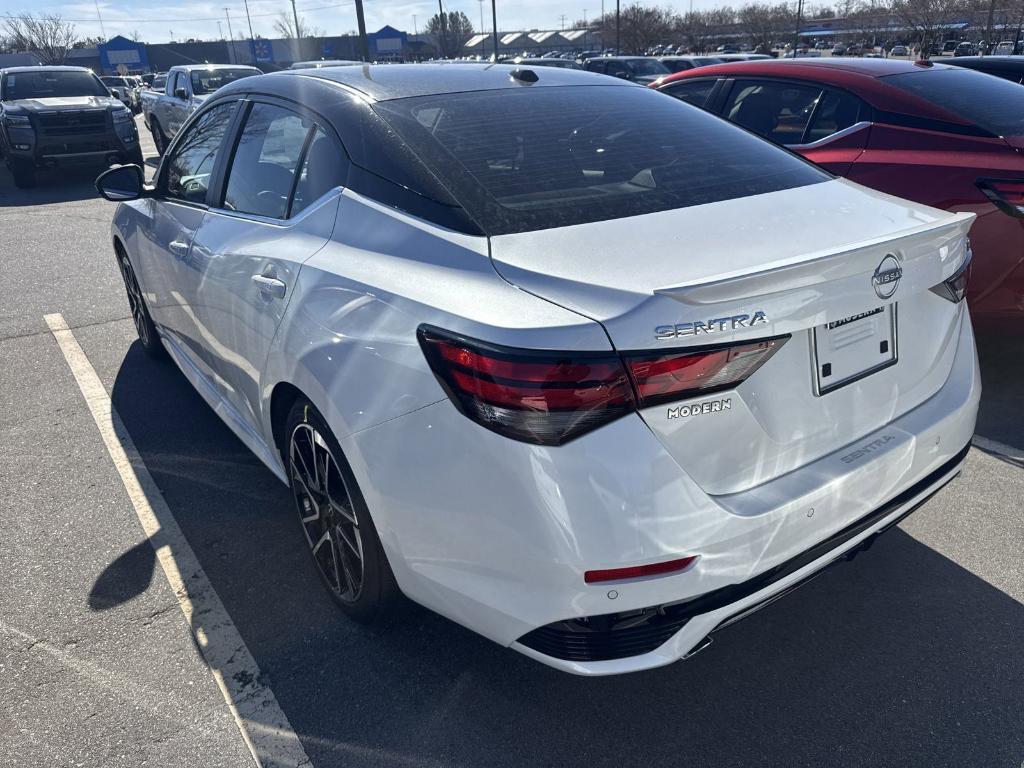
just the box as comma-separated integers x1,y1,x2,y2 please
223,103,312,218
1,70,108,100
724,80,823,145
190,68,259,96
373,84,829,235
164,102,237,204
884,68,1024,136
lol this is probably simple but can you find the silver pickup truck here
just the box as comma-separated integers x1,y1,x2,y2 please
141,64,260,153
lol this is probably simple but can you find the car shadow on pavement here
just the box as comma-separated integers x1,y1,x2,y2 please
99,339,1024,768
973,324,1024,455
0,165,101,206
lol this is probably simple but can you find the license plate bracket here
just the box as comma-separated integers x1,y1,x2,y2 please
813,304,897,395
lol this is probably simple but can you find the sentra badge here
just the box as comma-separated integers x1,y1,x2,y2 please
656,311,768,341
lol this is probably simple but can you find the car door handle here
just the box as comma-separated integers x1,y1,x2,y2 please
252,274,287,299
168,240,189,259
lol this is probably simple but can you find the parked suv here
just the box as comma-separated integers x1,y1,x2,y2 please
0,66,142,188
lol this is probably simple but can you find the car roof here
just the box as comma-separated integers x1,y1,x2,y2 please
0,65,93,74
264,62,631,101
657,57,982,127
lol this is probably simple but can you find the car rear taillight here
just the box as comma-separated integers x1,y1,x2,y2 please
417,327,636,445
930,245,972,303
977,178,1024,218
623,338,787,407
418,327,787,445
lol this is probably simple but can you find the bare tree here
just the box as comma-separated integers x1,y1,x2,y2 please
426,11,473,57
738,3,796,51
273,11,323,39
3,13,78,64
891,0,968,55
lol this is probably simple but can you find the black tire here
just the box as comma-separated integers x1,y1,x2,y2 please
284,399,401,624
150,119,168,155
9,159,36,189
117,250,166,359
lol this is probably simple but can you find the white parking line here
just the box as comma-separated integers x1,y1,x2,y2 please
43,313,312,768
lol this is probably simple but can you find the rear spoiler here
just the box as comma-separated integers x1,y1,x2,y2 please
653,212,974,306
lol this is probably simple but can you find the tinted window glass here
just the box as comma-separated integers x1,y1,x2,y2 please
661,59,694,73
626,58,670,76
884,68,1024,136
373,85,829,235
172,72,186,95
190,68,259,96
663,80,716,108
1,70,108,100
724,81,822,145
804,90,863,142
224,103,310,218
292,127,348,216
165,102,236,204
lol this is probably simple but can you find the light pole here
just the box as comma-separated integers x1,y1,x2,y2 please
94,0,106,39
243,0,256,62
492,0,498,61
224,8,235,63
354,0,369,60
479,0,485,35
615,0,620,54
792,0,804,56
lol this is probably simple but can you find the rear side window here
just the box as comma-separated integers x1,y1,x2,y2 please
662,79,716,108
292,127,347,215
884,68,1024,136
373,85,829,235
803,90,863,143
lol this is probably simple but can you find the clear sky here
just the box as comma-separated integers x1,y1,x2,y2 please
0,0,723,44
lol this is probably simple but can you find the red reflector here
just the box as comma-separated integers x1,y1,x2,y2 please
585,556,698,584
624,338,786,407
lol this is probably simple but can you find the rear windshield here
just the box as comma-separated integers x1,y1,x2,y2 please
884,68,1024,136
190,68,259,95
1,70,108,100
373,84,829,235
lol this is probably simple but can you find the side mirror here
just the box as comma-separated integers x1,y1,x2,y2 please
95,164,150,202
174,86,187,99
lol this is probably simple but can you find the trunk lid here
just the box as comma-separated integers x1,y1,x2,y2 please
489,179,974,494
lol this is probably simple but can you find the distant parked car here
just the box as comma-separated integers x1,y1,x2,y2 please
832,44,848,56
655,57,1024,317
953,42,978,57
101,76,140,113
890,44,909,56
716,43,740,53
995,40,1016,55
657,55,723,73
582,56,669,84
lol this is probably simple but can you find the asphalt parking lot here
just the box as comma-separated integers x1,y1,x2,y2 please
1,115,1023,768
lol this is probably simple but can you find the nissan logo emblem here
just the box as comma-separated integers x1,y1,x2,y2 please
872,254,902,300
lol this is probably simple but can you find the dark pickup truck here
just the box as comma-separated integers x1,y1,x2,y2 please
0,65,143,188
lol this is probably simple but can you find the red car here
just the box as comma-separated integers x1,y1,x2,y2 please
654,58,1024,319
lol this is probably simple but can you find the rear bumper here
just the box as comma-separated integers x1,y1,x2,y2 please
344,306,980,675
513,442,968,672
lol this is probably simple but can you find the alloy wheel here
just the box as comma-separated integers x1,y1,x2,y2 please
121,258,150,346
289,422,364,603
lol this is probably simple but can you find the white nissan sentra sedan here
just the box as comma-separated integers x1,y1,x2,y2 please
95,64,979,675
